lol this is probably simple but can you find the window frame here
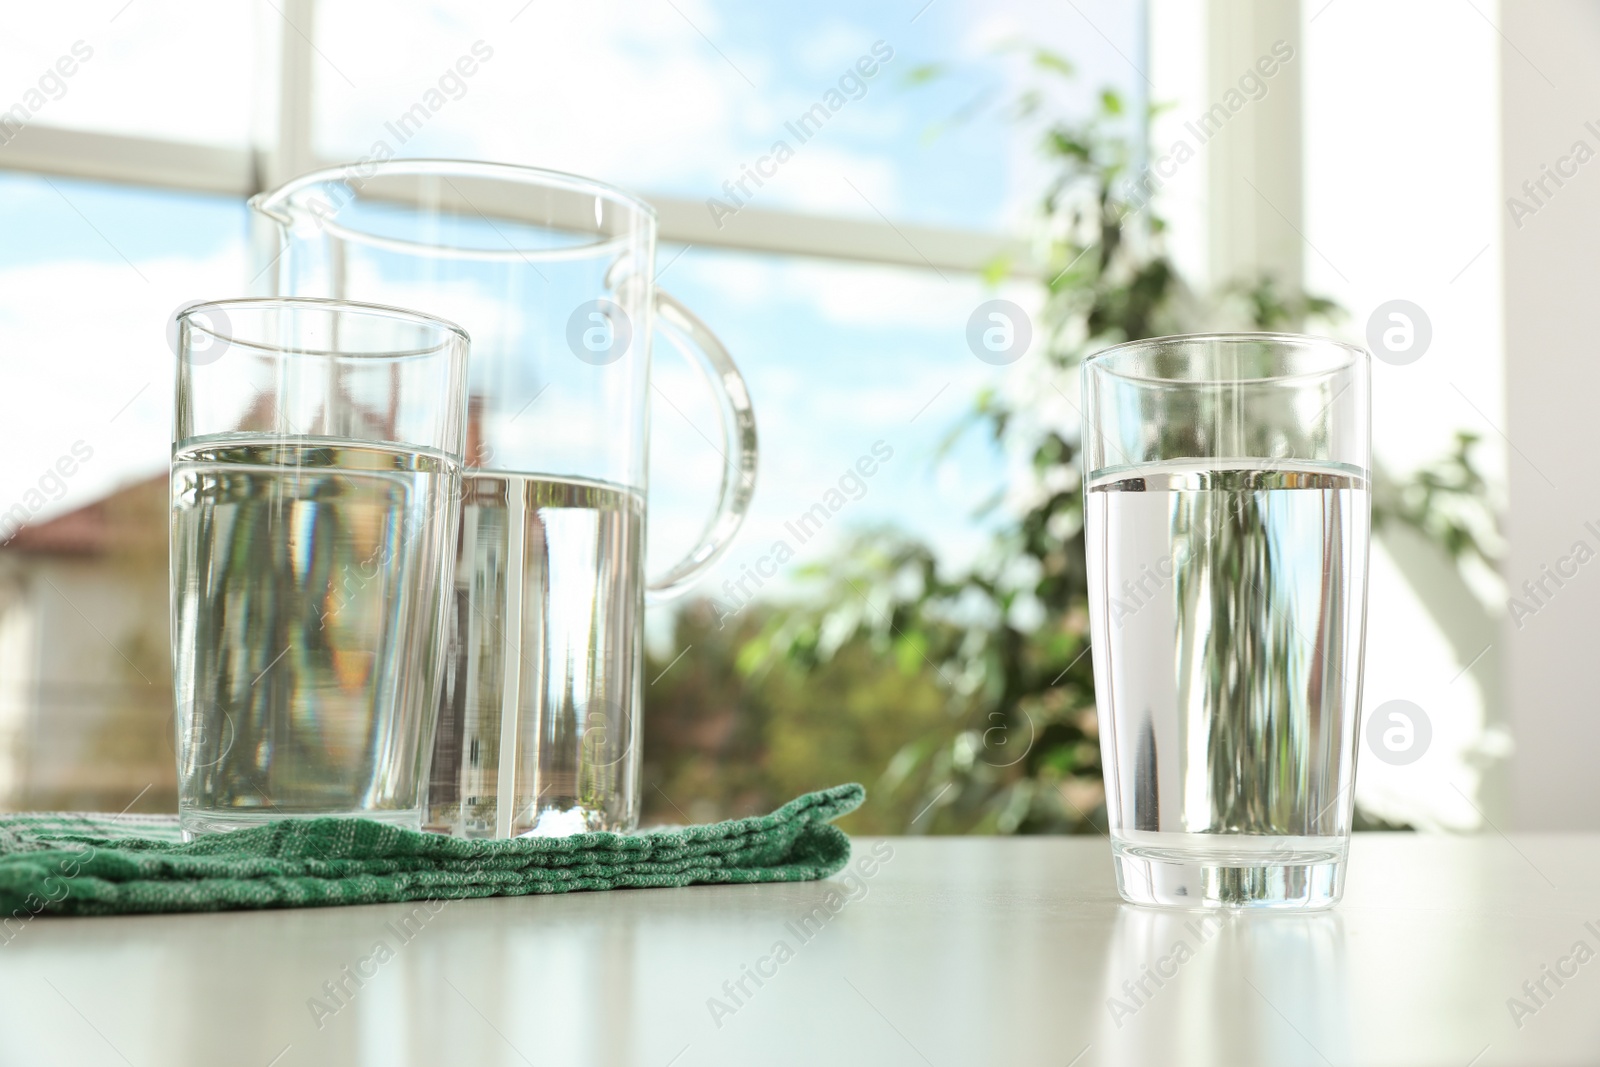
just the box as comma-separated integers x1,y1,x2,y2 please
0,0,1027,276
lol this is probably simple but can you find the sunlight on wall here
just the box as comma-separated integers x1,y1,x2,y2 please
1303,0,1506,828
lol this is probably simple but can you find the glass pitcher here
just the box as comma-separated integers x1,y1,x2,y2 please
250,160,758,837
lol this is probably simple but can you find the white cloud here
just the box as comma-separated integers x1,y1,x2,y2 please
0,3,256,146
795,20,879,75
0,246,245,522
758,145,903,218
313,1,760,195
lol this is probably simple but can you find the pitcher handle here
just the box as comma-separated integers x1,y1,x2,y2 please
646,289,758,602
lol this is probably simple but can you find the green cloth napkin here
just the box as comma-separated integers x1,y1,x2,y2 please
0,784,863,919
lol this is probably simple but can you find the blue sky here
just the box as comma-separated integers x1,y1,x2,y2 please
309,0,1140,232
0,174,243,270
0,0,1143,605
642,243,1020,600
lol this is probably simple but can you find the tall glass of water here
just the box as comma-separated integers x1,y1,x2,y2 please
171,298,468,837
1082,333,1370,909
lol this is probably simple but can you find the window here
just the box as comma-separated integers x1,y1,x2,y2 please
0,3,258,148
0,0,1144,816
646,247,1029,591
308,0,1140,231
0,174,247,809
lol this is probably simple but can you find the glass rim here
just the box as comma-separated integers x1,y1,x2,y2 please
249,158,656,262
176,296,470,361
1083,331,1369,385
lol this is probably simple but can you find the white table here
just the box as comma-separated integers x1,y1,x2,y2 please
2,835,1597,1066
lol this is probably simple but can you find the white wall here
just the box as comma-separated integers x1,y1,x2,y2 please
1301,0,1508,829
1151,0,1510,829
1500,2,1600,830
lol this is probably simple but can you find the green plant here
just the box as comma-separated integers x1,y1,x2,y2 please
641,600,949,835
742,53,1499,834
1372,430,1501,569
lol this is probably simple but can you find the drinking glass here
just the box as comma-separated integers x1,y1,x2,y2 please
171,297,468,837
1082,333,1370,908
251,161,758,837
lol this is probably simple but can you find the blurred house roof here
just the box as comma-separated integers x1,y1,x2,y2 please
2,475,167,557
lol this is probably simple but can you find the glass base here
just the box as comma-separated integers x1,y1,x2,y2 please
1111,832,1347,910
179,807,423,841
520,806,605,837
424,802,631,839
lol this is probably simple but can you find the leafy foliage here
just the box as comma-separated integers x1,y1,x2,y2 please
1371,430,1502,569
734,55,1498,834
641,601,949,835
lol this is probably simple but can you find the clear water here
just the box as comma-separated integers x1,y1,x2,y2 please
1085,461,1369,907
425,473,644,838
171,440,459,834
